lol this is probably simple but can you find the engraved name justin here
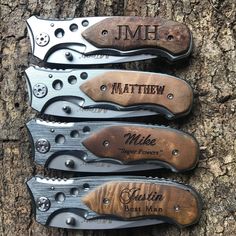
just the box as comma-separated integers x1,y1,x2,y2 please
111,83,165,95
120,187,164,213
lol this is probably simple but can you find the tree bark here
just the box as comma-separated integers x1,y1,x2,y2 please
0,0,235,236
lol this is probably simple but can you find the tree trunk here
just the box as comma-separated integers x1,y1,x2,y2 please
0,0,235,235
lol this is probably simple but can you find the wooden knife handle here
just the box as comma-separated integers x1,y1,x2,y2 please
82,17,191,55
82,126,198,172
80,71,193,117
82,181,201,226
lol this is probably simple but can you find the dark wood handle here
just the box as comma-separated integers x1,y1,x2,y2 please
82,17,191,55
82,126,198,171
82,181,200,226
80,71,193,116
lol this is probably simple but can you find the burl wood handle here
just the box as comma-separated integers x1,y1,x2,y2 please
82,126,198,172
82,181,201,226
82,17,191,55
80,71,193,117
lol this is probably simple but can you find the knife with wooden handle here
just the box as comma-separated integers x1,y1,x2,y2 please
25,66,193,119
26,176,202,229
26,16,192,65
26,119,199,172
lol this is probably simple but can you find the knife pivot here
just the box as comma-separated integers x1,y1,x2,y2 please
66,217,76,226
65,52,73,61
35,138,50,153
33,83,47,98
36,197,50,212
35,32,50,47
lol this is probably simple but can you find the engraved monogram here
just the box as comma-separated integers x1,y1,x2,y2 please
119,187,164,204
115,25,159,40
124,133,156,146
111,83,165,95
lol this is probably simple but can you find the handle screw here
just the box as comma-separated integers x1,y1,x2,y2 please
65,52,73,61
65,159,75,168
103,140,109,147
167,93,174,100
172,149,179,156
174,205,180,212
62,106,71,114
103,198,110,205
35,139,50,153
66,217,76,225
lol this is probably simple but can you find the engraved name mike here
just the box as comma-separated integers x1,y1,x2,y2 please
119,187,164,204
124,133,156,146
115,25,160,40
111,83,165,95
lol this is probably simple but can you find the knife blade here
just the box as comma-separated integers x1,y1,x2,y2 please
26,176,202,229
26,16,192,65
26,119,199,172
24,66,193,119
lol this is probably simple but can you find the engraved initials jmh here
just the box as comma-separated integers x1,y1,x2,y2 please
115,25,159,40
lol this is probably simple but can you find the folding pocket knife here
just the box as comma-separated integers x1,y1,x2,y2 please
24,66,193,119
27,176,202,229
26,16,192,65
26,119,199,173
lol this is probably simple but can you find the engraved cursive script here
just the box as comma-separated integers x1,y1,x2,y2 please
124,133,156,146
119,187,164,204
111,83,165,95
115,25,160,40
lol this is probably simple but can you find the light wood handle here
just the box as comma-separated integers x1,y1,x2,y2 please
82,181,201,226
80,71,193,117
82,17,191,55
82,126,198,171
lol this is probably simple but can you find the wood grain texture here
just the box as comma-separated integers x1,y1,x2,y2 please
80,71,193,116
82,17,191,54
82,181,200,226
82,126,198,171
1,0,236,235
